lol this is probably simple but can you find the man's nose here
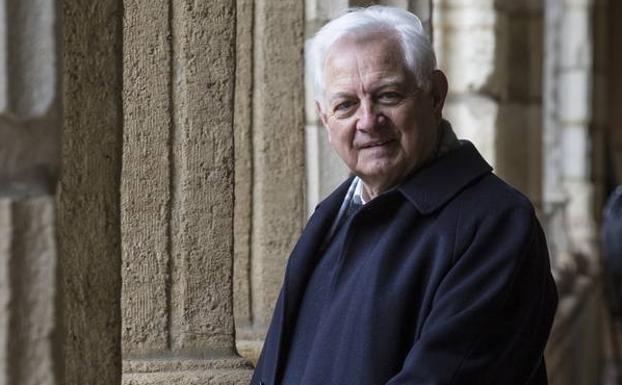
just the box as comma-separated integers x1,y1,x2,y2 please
356,101,384,131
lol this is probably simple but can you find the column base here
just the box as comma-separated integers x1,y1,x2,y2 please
123,357,253,385
236,339,263,365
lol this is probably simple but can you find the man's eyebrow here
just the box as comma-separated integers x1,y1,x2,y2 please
327,92,354,104
371,80,409,92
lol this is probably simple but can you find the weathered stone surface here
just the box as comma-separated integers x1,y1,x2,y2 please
495,104,542,203
561,124,589,179
59,0,123,384
123,357,252,373
121,0,254,381
306,0,348,24
3,0,56,119
121,0,172,357
167,0,237,356
433,0,497,95
251,0,306,329
442,96,498,165
234,0,255,333
559,4,592,69
124,369,252,385
0,117,60,198
558,70,591,124
305,124,349,215
0,200,8,384
0,0,5,113
2,197,57,385
563,180,597,257
505,12,543,103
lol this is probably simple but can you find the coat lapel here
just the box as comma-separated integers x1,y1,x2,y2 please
265,177,353,385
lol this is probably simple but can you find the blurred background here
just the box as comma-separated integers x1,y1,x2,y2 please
1,0,621,384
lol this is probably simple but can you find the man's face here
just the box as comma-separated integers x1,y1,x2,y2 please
318,33,446,196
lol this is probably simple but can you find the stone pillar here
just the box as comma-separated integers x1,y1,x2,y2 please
542,1,604,384
121,0,253,383
0,0,60,383
543,0,597,270
58,1,123,384
434,0,543,207
234,0,306,362
433,0,498,166
543,0,571,271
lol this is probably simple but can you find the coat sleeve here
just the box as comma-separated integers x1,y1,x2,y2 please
385,204,558,385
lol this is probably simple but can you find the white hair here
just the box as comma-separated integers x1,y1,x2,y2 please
307,6,437,105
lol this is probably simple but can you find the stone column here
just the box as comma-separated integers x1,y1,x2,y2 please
433,0,499,166
434,0,543,207
121,0,253,383
0,0,60,383
58,0,123,384
542,1,604,384
543,0,597,270
234,0,306,362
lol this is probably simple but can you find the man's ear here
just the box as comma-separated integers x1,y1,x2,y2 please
429,70,448,120
315,100,332,142
316,100,327,126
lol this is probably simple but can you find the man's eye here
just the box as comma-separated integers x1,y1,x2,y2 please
378,92,401,103
335,101,356,112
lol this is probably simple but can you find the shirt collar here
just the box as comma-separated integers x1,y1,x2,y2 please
353,177,366,205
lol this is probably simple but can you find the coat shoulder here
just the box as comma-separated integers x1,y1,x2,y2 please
453,172,535,220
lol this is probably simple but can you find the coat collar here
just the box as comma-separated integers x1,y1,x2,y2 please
397,140,492,214
316,140,492,216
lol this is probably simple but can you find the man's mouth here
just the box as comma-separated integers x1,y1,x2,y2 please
359,139,394,149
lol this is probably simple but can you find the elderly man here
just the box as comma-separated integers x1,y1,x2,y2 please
251,6,557,385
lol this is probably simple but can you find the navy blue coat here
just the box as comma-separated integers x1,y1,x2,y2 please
251,142,558,385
